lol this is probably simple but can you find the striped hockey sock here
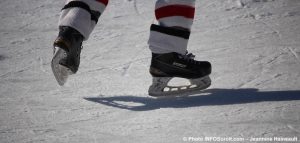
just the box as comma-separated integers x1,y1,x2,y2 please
59,0,109,40
149,0,195,54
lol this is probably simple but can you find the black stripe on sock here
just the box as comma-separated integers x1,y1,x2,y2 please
62,1,101,23
91,11,101,23
150,24,190,39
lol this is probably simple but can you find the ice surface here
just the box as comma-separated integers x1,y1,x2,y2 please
0,0,300,142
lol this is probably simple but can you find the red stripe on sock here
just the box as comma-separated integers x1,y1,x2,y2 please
96,0,109,6
155,5,195,20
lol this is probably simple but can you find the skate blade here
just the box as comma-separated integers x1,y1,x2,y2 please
148,76,211,98
51,47,73,86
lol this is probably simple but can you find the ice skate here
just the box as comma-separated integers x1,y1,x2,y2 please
148,52,212,97
51,26,84,86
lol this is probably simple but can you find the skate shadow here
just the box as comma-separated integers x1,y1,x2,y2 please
84,88,300,111
0,55,6,61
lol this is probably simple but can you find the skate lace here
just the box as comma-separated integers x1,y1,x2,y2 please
178,52,199,65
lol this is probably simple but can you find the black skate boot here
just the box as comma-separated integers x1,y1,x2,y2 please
149,52,212,97
51,26,84,86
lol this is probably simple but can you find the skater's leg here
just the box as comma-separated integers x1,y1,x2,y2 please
51,0,109,85
148,0,195,54
59,0,109,40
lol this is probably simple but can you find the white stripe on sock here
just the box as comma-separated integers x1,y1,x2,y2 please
155,0,195,9
158,16,194,30
59,8,96,40
148,31,188,54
